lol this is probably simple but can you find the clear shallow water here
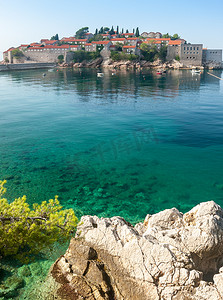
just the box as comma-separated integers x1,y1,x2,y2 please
0,68,223,224
1,68,223,298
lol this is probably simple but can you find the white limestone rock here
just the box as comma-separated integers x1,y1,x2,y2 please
41,201,223,299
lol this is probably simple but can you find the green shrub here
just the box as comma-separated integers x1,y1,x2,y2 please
73,51,101,63
0,180,78,260
110,50,138,62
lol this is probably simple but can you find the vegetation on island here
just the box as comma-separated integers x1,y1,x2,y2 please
72,50,101,63
0,180,78,260
140,43,167,62
58,55,64,64
162,33,181,40
11,49,24,59
110,51,138,62
51,34,59,40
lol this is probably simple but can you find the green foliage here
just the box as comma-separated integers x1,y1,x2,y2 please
75,27,89,39
109,26,115,35
172,33,181,40
0,180,78,259
90,34,103,42
58,55,64,63
4,57,9,63
73,51,101,63
51,34,59,40
104,27,110,33
162,33,180,40
116,26,119,34
140,43,167,62
175,55,180,61
110,51,138,62
135,27,140,37
11,49,24,58
162,33,171,38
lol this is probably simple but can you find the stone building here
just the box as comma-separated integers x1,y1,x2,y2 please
202,49,222,67
167,42,203,67
122,45,140,55
166,40,186,61
180,44,203,66
126,37,139,46
24,45,81,63
91,41,111,51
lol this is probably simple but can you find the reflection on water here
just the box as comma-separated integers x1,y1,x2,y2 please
0,68,223,223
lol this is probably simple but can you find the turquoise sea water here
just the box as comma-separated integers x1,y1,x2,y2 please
1,68,223,223
1,68,223,298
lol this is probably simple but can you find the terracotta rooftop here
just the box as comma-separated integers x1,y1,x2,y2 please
123,45,136,48
92,41,110,44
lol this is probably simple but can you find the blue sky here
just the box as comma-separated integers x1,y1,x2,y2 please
0,0,223,59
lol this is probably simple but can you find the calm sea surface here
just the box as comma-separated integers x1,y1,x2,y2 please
0,68,223,224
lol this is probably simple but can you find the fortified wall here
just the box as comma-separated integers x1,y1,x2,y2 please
23,47,79,63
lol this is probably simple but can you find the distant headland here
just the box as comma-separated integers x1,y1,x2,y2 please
1,26,222,70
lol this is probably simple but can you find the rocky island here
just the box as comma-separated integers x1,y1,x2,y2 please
28,201,223,299
1,27,222,71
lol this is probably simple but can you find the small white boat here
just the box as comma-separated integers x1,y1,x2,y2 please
192,68,201,74
97,72,104,77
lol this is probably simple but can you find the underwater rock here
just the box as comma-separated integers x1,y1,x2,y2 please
39,201,223,299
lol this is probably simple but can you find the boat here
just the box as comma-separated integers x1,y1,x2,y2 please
97,72,104,77
191,68,201,74
156,69,166,75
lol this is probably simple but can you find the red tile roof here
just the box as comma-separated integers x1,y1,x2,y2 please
111,38,126,41
3,47,15,53
70,45,81,48
123,45,136,48
168,40,183,45
92,41,110,44
147,38,171,42
45,40,58,44
27,45,70,50
126,38,138,40
122,33,134,36
85,43,93,46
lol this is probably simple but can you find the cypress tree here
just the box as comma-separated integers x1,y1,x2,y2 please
133,29,135,34
95,28,98,35
135,27,140,37
109,26,115,35
116,26,119,34
121,28,124,34
126,29,129,33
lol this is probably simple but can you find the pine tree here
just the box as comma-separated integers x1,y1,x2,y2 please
135,27,140,37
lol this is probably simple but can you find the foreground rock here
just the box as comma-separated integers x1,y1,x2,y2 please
39,201,223,299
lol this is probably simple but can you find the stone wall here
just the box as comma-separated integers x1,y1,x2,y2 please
203,49,222,68
180,44,203,67
166,45,181,61
24,48,80,63
0,63,56,72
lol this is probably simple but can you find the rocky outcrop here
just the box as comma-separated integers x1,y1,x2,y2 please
41,201,223,299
